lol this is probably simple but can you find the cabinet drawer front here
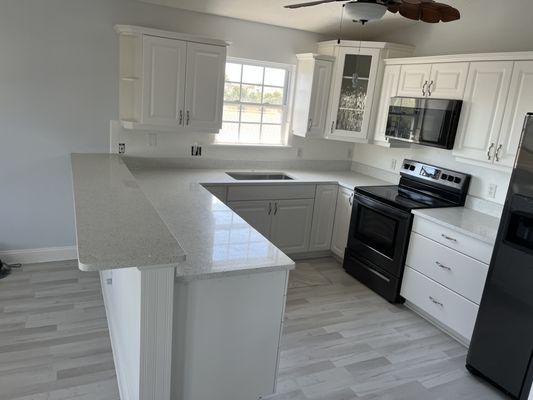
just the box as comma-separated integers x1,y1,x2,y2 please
227,185,316,201
401,267,479,341
412,216,493,264
406,233,488,304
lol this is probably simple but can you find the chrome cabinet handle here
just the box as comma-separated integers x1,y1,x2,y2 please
274,202,278,215
487,143,495,160
186,110,190,125
428,80,434,96
429,296,444,307
179,110,183,125
349,193,354,206
308,118,313,132
330,121,335,134
435,261,452,271
495,144,503,162
422,81,428,96
268,202,272,215
441,234,457,242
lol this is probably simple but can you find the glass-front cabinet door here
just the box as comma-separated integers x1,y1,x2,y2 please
327,47,381,142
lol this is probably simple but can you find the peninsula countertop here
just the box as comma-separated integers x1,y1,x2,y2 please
71,154,390,279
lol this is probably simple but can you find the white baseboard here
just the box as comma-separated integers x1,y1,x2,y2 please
0,246,77,265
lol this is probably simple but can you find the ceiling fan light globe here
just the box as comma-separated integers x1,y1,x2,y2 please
344,1,387,23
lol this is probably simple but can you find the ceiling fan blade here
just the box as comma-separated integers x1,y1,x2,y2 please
420,3,440,23
436,3,460,22
387,3,400,13
399,2,421,20
284,0,345,9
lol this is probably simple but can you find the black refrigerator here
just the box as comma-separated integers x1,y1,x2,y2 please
467,113,533,399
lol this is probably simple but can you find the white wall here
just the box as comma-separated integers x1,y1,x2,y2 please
352,144,511,207
371,0,533,56
0,0,348,252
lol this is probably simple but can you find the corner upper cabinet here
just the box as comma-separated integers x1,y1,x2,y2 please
317,41,414,143
291,54,334,138
453,61,514,166
115,25,228,132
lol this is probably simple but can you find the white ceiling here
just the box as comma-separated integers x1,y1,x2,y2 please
139,0,419,39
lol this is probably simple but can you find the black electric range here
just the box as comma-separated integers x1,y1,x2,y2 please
343,159,471,303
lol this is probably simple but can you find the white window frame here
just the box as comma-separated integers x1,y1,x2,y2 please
216,57,295,147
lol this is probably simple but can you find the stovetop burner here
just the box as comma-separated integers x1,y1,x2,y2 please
355,185,456,212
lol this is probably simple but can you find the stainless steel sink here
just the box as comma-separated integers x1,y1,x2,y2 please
226,172,294,181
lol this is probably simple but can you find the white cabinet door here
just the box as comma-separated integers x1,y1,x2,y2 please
397,64,431,97
142,35,187,127
184,42,226,132
327,47,381,142
270,199,314,254
496,61,533,167
227,201,272,239
309,185,338,252
308,59,334,137
453,61,514,164
373,64,401,144
330,188,353,258
428,62,469,99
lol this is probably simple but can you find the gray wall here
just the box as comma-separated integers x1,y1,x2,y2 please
0,0,331,251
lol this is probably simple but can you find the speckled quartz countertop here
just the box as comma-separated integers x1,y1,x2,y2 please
71,154,186,271
412,207,501,245
71,154,389,279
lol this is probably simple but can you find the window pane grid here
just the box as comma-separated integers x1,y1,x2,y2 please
220,60,288,145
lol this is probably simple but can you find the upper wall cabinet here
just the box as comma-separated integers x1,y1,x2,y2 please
115,25,228,132
316,41,414,143
291,54,335,138
397,62,469,99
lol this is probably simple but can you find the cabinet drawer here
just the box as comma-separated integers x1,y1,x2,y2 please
412,216,493,264
227,184,316,201
401,267,479,341
406,233,488,304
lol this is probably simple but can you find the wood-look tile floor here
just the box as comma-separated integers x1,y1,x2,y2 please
0,258,508,400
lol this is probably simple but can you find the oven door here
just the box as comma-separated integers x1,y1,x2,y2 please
347,193,413,278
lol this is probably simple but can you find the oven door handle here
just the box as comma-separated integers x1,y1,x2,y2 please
353,193,412,220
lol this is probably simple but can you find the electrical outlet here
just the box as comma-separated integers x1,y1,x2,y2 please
390,159,398,171
147,133,157,147
297,148,303,158
191,143,202,157
118,143,126,155
488,183,498,199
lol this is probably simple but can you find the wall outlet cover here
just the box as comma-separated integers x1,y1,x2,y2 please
488,183,498,199
390,159,398,171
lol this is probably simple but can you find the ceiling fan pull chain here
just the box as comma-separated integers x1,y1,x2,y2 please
337,3,345,44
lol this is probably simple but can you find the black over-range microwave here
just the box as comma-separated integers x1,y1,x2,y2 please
385,97,463,149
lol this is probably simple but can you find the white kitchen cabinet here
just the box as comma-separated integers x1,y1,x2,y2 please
397,62,468,99
115,25,228,132
428,62,470,99
317,40,414,143
292,54,334,138
496,61,533,167
142,35,187,128
270,199,315,254
309,185,339,252
453,61,514,165
373,64,401,146
397,64,432,97
227,200,272,239
330,187,354,259
184,42,226,132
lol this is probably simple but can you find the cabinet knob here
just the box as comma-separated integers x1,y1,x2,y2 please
441,233,457,243
179,110,183,125
274,202,278,215
268,202,272,215
308,118,313,132
435,261,452,271
422,81,428,96
428,80,434,96
186,110,190,125
330,121,335,134
429,296,444,307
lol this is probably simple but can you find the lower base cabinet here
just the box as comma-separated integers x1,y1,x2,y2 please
228,198,314,254
331,187,354,258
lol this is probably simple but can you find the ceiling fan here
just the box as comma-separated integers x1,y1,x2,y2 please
284,0,460,25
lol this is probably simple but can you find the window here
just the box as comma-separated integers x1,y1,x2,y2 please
217,59,291,146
